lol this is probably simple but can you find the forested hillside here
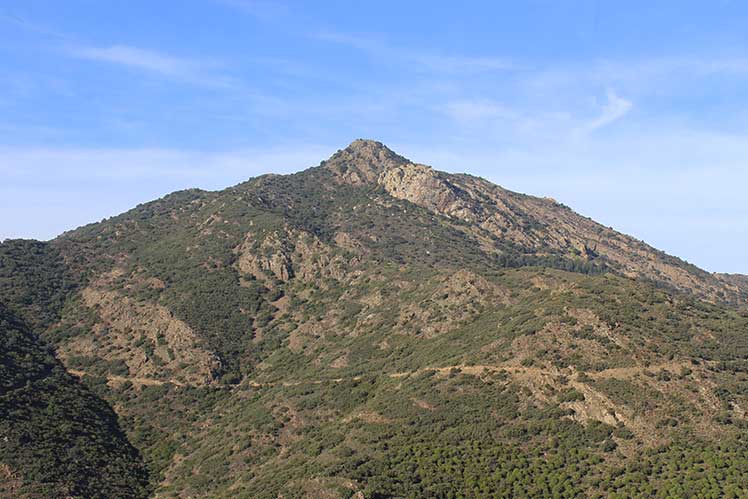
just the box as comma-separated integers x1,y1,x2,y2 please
0,304,149,498
2,140,748,498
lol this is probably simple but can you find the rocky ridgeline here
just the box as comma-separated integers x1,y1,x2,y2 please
323,139,748,305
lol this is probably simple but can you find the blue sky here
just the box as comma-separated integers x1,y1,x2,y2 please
1,1,747,273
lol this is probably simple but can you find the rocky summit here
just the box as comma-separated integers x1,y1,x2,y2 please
2,140,748,498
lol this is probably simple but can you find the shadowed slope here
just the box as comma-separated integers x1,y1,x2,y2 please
0,304,149,499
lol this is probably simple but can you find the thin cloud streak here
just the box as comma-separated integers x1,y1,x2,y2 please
315,31,513,73
525,56,748,96
66,44,238,88
581,89,632,133
0,10,76,41
70,45,200,77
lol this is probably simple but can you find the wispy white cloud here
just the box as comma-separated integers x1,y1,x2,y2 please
524,56,748,98
580,89,632,133
446,89,632,142
4,12,234,88
415,54,513,73
70,45,197,76
318,32,748,83
595,56,748,82
0,11,75,40
316,31,513,74
67,44,237,88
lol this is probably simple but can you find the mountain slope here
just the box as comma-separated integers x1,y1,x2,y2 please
3,139,748,498
326,140,747,304
0,303,149,499
719,273,748,295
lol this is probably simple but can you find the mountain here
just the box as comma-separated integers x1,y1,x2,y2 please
329,141,748,304
2,139,748,498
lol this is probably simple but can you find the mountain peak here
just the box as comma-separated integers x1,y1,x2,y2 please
344,138,400,158
346,138,390,151
323,138,410,185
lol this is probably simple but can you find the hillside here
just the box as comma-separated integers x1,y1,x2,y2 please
719,273,748,294
2,139,748,498
0,303,149,499
325,141,748,304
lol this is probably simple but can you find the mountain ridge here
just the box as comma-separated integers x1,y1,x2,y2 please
51,138,747,305
3,139,748,498
321,139,746,304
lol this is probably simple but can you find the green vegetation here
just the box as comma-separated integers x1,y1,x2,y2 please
4,144,748,497
0,304,149,498
0,239,81,329
602,444,748,498
85,365,748,498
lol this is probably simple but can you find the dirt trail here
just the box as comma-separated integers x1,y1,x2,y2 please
591,361,695,379
388,360,703,381
70,359,708,391
69,369,187,387
70,358,719,449
69,368,361,390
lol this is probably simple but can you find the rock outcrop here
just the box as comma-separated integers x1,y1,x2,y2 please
235,227,357,286
323,139,409,185
322,139,747,305
60,274,220,385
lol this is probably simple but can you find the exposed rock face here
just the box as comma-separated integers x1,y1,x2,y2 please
60,276,220,385
406,173,721,298
323,139,747,305
235,227,357,285
323,139,409,185
379,164,481,222
0,464,22,498
716,273,748,303
236,231,294,282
